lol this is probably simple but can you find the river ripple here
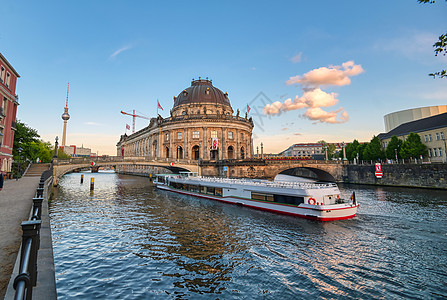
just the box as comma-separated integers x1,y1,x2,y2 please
50,172,447,299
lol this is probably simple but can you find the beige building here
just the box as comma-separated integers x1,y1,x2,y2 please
63,145,92,157
117,79,254,161
379,112,447,162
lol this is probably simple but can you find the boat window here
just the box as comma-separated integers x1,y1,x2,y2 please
190,185,200,192
251,193,274,201
274,194,304,205
215,188,223,196
207,187,215,195
200,186,206,194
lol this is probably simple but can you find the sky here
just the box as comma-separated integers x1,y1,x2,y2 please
1,0,446,155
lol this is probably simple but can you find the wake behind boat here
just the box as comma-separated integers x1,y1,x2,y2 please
154,172,358,221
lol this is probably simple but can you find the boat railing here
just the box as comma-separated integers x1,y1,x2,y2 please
172,175,337,190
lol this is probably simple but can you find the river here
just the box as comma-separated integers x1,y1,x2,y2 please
50,171,447,299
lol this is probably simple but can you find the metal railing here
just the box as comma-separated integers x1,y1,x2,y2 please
13,169,51,299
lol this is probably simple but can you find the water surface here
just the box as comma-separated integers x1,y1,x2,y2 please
50,172,447,299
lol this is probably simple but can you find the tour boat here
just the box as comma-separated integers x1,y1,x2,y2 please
154,173,358,221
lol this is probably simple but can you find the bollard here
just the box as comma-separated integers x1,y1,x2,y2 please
81,174,84,184
90,177,94,191
36,188,44,198
32,198,43,220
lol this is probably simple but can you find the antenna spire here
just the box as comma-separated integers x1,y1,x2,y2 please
66,82,69,108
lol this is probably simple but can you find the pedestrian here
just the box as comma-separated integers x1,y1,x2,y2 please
0,171,4,191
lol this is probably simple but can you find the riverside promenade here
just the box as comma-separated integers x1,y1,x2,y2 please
0,169,57,299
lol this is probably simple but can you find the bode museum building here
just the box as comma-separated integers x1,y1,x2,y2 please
116,78,254,165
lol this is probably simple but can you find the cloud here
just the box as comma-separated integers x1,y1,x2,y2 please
84,121,103,126
303,107,349,124
110,45,132,59
264,88,339,114
263,61,364,124
282,127,289,131
286,61,364,87
290,53,302,63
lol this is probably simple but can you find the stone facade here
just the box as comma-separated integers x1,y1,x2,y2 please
117,79,254,161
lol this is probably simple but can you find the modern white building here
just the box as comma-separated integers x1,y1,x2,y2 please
384,105,447,132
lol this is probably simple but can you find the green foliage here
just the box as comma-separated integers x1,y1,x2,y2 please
418,0,446,78
400,132,428,159
13,121,40,161
345,140,360,161
363,136,384,161
58,148,71,159
385,136,403,159
318,140,336,159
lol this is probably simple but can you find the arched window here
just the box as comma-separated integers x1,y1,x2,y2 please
177,146,183,159
192,145,200,160
165,147,170,158
228,146,234,159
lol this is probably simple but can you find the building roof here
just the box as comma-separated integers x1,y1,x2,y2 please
0,53,20,77
173,79,231,108
378,112,447,140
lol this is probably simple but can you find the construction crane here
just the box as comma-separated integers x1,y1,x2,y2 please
120,110,150,133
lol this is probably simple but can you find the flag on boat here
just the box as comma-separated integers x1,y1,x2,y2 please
126,124,130,130
157,100,163,110
350,192,356,205
247,104,251,113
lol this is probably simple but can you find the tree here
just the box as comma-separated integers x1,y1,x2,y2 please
345,139,360,161
363,136,384,161
400,132,428,159
13,121,40,162
385,135,403,159
418,0,447,78
318,140,336,159
58,148,71,159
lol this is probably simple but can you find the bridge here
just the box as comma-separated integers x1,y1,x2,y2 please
52,156,346,185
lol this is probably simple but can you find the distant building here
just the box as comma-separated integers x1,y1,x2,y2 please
384,105,447,132
378,112,447,162
0,53,20,174
63,145,92,157
279,143,324,159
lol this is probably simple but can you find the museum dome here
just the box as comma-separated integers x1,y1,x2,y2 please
173,78,232,108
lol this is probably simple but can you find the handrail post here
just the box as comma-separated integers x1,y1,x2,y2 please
32,197,43,220
16,220,41,299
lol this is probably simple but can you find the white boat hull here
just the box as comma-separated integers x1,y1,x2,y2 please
156,183,358,221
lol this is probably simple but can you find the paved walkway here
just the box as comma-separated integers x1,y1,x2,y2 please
0,177,40,299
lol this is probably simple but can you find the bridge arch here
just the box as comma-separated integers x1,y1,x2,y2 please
275,166,337,182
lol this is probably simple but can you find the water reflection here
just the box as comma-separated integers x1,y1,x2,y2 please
51,172,447,299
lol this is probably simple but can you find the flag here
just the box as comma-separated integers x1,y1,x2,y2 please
350,192,356,205
126,124,130,130
157,100,163,110
247,104,251,113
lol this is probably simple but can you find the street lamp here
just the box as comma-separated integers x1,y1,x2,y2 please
17,147,22,180
324,145,328,161
342,142,347,161
442,136,447,163
395,148,398,163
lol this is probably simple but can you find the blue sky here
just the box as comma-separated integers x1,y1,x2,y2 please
1,0,446,155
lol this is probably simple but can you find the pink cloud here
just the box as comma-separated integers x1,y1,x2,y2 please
286,61,364,87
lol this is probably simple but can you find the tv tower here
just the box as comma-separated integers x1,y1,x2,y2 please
61,82,70,147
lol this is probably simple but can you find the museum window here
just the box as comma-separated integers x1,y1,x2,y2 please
228,131,233,139
5,72,10,88
425,135,428,142
434,148,438,157
429,134,432,142
193,131,199,139
429,148,432,157
0,66,4,83
436,133,440,140
211,131,218,138
166,133,169,141
240,133,243,140
439,148,443,158
441,132,445,140
177,132,183,140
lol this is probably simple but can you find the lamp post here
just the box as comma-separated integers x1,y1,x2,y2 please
395,148,398,163
17,147,22,180
442,136,447,163
53,136,59,158
342,142,347,161
324,145,328,161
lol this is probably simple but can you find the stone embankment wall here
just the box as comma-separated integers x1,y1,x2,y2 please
345,163,447,189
